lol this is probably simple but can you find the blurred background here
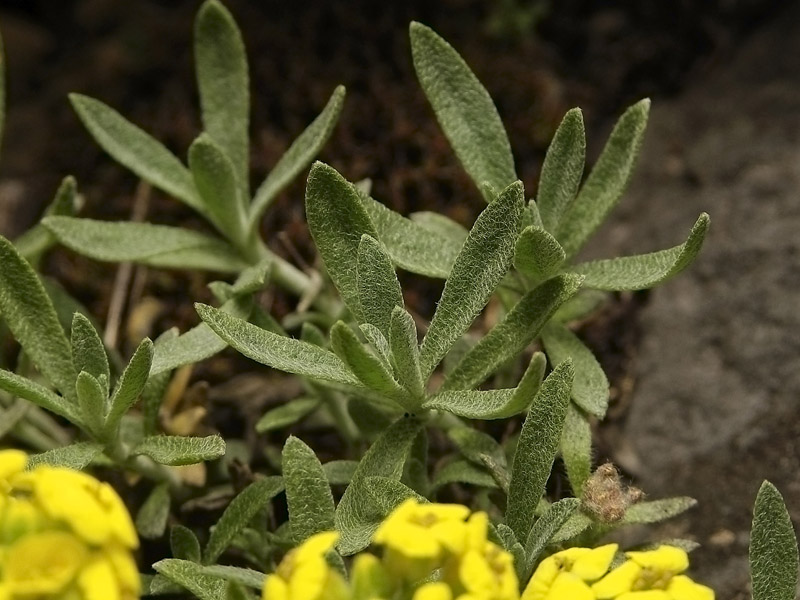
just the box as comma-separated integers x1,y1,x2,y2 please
0,1,798,597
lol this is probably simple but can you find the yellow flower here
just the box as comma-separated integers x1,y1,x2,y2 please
262,531,349,600
0,449,140,600
522,544,618,600
591,546,714,600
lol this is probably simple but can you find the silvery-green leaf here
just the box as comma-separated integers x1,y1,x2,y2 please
425,384,530,420
357,235,403,338
305,162,379,321
360,194,461,279
410,22,515,198
142,329,177,435
570,213,710,290
622,497,697,524
76,371,107,437
448,427,507,470
0,368,79,423
151,296,251,376
514,226,566,281
0,235,76,399
433,459,497,489
555,99,650,259
132,434,225,466
750,481,799,600
537,108,585,233
335,417,421,555
27,442,104,470
523,498,581,579
105,338,153,435
507,360,573,541
204,476,284,563
283,436,336,543
551,511,593,544
153,559,227,600
323,460,358,485
410,211,468,245
389,307,424,399
552,289,608,323
194,0,249,193
171,525,202,562
252,86,346,222
348,398,395,437
560,403,592,497
42,217,247,273
136,482,171,539
404,429,429,497
196,304,361,387
541,321,609,418
69,94,200,210
189,134,247,243
443,274,582,391
420,181,524,377
16,176,79,261
71,313,109,395
202,566,265,590
256,397,320,433
0,400,29,439
359,324,392,368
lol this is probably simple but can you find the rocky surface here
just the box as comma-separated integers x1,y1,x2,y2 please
581,2,800,596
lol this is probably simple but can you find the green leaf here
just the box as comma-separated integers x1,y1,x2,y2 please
541,321,609,418
69,94,200,210
433,459,497,490
323,460,359,485
132,434,226,466
189,134,247,243
555,99,650,259
388,307,424,399
0,400,30,439
153,559,227,600
410,22,515,198
196,303,361,387
255,397,320,433
15,176,79,261
204,476,284,563
305,162,380,320
424,387,526,420
330,321,405,401
283,436,336,542
410,211,468,245
750,481,799,600
551,511,594,544
42,217,247,273
251,86,346,223
514,226,566,282
360,194,460,279
70,313,110,394
443,274,582,391
537,108,585,233
560,404,592,497
203,566,264,590
507,360,573,541
420,181,524,376
0,368,80,423
105,338,153,435
570,213,710,291
142,329,178,435
151,296,251,376
27,442,104,470
360,324,392,368
404,429,429,497
357,235,403,338
194,0,249,193
335,417,421,555
448,427,507,470
136,482,171,539
0,235,76,398
622,497,697,524
171,525,202,562
523,498,581,579
76,371,107,437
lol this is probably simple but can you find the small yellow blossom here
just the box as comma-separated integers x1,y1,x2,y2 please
522,544,618,600
262,531,349,600
0,449,140,600
592,546,714,600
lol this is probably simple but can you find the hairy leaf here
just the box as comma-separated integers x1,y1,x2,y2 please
27,442,103,470
388,307,425,399
76,371,107,437
357,235,404,338
283,436,336,542
154,559,227,600
105,338,154,435
71,313,110,394
443,274,582,391
750,481,799,600
514,226,566,282
256,397,320,433
523,498,581,579
622,497,697,524
136,482,171,539
323,460,359,486
132,434,226,466
410,22,515,197
69,94,200,210
420,181,524,376
252,86,346,222
171,525,202,562
560,403,592,497
570,213,710,290
555,99,650,259
0,368,79,423
433,459,497,489
330,321,404,399
507,360,573,541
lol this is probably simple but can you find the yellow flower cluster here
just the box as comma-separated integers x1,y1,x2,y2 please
0,449,140,600
262,499,714,600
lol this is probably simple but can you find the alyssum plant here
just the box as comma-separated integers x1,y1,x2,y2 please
0,2,796,600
